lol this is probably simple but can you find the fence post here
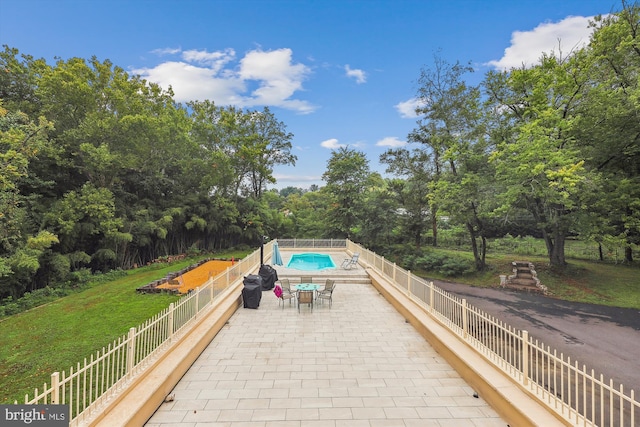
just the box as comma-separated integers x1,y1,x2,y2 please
522,330,529,386
210,278,214,301
462,299,468,339
195,286,200,319
429,281,434,312
407,270,412,296
168,303,175,342
393,262,396,282
51,372,60,404
126,327,136,377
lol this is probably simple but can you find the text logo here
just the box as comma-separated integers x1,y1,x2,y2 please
1,405,68,426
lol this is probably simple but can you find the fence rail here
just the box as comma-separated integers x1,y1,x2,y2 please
277,238,347,249
348,240,638,427
20,243,269,426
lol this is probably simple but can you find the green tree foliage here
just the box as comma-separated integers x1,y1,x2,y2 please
188,101,297,198
0,101,56,297
575,1,640,262
0,46,297,299
357,175,400,251
411,55,492,270
380,149,433,249
322,147,371,239
281,189,332,238
485,52,595,268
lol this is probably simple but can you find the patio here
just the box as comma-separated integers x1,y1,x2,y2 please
145,250,506,426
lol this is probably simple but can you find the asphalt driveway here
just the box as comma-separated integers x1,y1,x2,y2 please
431,280,640,393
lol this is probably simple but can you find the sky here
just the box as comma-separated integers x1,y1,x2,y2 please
0,0,619,190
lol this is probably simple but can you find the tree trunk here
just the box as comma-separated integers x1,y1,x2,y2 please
543,228,567,268
414,229,421,250
467,222,485,271
431,209,438,247
625,246,633,263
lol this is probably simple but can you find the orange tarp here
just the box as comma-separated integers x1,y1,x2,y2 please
156,260,235,294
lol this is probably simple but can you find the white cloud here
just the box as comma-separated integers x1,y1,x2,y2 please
376,136,407,148
132,61,245,105
182,48,235,71
486,15,597,71
345,65,367,84
395,98,425,119
151,47,181,56
133,47,316,114
238,48,314,112
320,138,345,149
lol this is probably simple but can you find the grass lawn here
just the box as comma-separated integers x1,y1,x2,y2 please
0,250,248,404
415,250,640,309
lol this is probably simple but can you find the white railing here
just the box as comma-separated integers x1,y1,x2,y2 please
277,238,347,249
348,240,638,427
20,242,270,426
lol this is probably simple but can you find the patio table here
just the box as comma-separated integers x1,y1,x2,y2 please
296,283,318,311
296,283,319,291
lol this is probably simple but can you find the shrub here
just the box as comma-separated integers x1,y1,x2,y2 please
414,252,474,277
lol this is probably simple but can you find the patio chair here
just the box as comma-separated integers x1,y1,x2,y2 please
298,290,313,312
340,253,359,270
276,279,296,307
316,279,335,307
300,276,313,285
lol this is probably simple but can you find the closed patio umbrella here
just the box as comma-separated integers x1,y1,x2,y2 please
272,241,283,266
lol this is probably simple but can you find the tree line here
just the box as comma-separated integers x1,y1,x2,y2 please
1,2,638,301
0,48,298,299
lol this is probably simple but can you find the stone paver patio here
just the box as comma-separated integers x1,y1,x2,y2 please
145,255,506,427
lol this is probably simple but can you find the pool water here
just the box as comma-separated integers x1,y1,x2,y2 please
286,253,336,271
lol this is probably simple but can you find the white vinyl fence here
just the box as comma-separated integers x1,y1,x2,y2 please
348,240,638,427
19,242,270,426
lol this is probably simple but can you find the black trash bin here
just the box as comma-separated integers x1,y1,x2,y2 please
259,264,278,290
242,275,262,309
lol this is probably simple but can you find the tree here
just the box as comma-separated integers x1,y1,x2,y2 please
380,148,433,249
244,107,297,198
575,2,640,262
0,45,48,116
412,55,491,270
188,102,296,198
0,103,56,298
357,175,400,251
322,147,370,239
485,51,595,268
43,183,123,271
281,190,331,238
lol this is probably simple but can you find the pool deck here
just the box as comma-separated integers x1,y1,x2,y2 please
144,250,506,426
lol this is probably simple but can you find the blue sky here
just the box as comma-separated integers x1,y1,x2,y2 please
0,0,617,190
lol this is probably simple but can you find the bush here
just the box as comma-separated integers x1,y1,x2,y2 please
187,244,202,257
414,252,474,277
69,268,93,287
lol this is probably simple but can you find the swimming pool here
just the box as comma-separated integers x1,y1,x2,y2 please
286,253,336,271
